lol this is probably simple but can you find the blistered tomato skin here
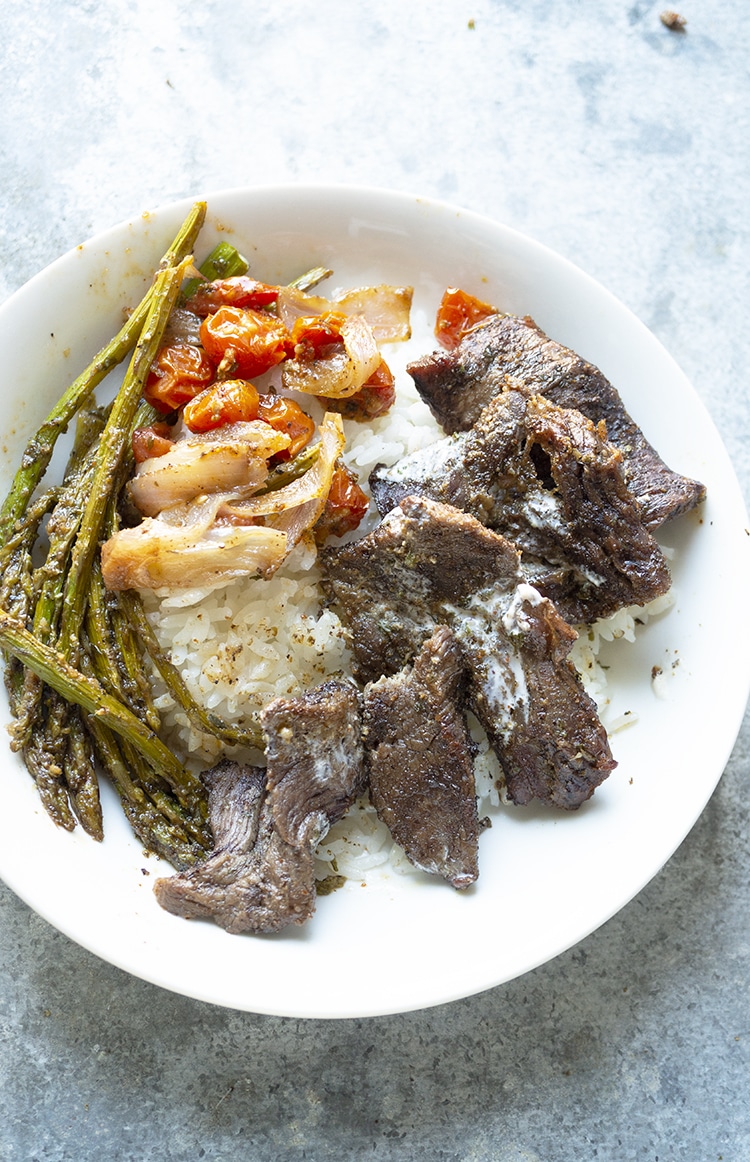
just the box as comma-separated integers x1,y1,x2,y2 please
257,395,316,459
183,379,260,433
434,287,496,350
187,277,280,316
132,423,175,462
314,462,369,542
290,311,348,360
144,344,215,413
200,306,292,378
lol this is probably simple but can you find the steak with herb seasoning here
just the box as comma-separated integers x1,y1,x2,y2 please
321,495,615,808
260,679,365,846
370,390,671,624
155,683,365,932
364,627,481,888
407,312,705,527
153,760,317,934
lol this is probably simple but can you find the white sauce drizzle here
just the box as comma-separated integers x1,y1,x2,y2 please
444,581,543,741
522,489,567,533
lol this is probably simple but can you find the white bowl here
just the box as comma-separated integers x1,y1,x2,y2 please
1,185,748,1018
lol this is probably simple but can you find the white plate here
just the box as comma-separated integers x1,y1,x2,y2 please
0,186,748,1019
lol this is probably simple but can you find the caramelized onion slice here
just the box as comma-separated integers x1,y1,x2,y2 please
277,284,413,344
334,285,413,342
282,316,381,399
276,286,331,330
101,416,346,592
130,447,266,518
128,422,291,517
101,495,288,591
220,412,346,527
267,415,348,553
171,420,292,454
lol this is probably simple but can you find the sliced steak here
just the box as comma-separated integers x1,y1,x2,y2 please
321,494,523,685
407,313,705,527
153,760,316,934
322,496,615,808
155,685,365,934
370,390,671,624
260,679,365,847
455,582,615,807
364,627,480,888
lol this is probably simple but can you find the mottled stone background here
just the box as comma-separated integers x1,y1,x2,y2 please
0,2,748,1158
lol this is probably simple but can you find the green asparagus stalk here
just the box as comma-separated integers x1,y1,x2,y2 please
33,449,98,642
181,240,249,300
63,706,104,840
8,445,100,751
118,736,211,850
85,504,161,727
258,442,320,494
103,588,162,734
0,203,228,860
23,702,77,832
0,609,204,814
59,256,193,656
0,488,60,571
25,686,104,840
0,201,206,547
86,718,206,869
0,489,62,721
95,478,165,732
289,265,334,292
76,635,208,856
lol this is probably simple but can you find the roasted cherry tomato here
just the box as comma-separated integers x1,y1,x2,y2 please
290,311,348,360
314,461,369,543
144,344,215,413
434,287,496,350
186,276,280,317
318,358,396,421
183,379,260,433
257,395,316,460
200,306,292,378
132,422,175,463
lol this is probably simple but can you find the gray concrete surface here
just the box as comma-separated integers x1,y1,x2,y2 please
1,2,748,1158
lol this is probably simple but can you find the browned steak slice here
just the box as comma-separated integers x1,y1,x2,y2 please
407,313,705,527
321,496,615,808
155,683,366,933
364,627,480,888
153,760,317,934
260,679,365,847
321,494,523,685
455,581,615,807
370,390,671,624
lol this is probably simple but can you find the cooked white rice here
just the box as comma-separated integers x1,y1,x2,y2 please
142,343,674,886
